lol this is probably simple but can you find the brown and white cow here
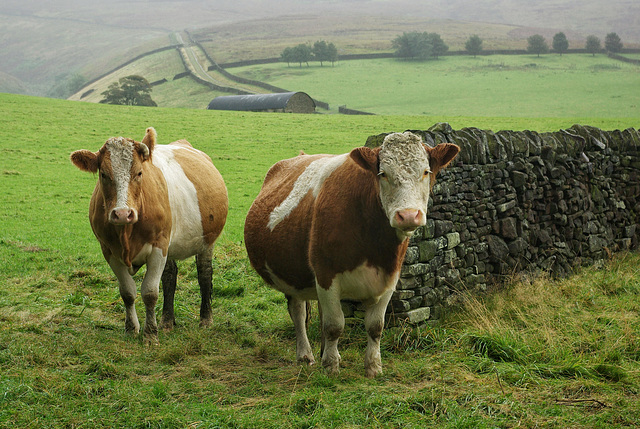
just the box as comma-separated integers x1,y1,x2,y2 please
71,127,228,344
244,132,459,377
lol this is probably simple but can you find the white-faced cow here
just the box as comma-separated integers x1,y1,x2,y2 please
244,132,459,377
71,127,228,344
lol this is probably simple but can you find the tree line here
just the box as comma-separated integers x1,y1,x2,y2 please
280,32,627,68
394,31,626,59
280,41,338,67
526,32,623,57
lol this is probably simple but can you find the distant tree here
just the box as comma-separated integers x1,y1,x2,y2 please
605,32,623,53
281,47,295,67
392,32,419,59
326,42,338,66
552,32,569,55
313,41,338,66
392,32,435,60
585,35,602,56
291,43,313,67
527,34,549,57
465,34,483,57
100,75,157,107
427,33,449,59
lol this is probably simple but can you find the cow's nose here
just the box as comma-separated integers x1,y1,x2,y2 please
110,207,138,225
394,209,424,230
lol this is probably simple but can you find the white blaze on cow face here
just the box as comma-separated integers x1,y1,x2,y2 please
377,132,431,238
102,137,148,225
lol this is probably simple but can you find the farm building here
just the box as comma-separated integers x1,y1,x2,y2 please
207,92,316,113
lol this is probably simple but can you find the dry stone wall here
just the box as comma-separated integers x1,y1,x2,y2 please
354,123,640,326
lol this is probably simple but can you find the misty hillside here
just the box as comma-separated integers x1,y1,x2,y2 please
1,0,638,97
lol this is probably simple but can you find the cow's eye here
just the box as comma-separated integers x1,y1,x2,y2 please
100,172,109,181
423,169,431,176
378,171,387,178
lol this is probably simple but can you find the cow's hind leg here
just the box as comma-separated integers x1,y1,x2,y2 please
363,288,394,378
316,285,344,374
287,296,315,365
196,249,213,326
160,259,178,331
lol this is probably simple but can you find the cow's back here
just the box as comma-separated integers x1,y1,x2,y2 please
153,142,228,260
245,153,340,293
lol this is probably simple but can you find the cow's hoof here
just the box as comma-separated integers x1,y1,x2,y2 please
124,320,140,335
365,366,383,378
199,317,213,327
322,356,341,375
324,364,340,375
143,334,159,346
159,318,176,332
297,354,316,366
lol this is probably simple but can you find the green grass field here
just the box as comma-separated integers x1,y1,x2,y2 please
232,54,640,117
1,93,639,427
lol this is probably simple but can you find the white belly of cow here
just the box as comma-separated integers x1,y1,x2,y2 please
333,262,399,303
265,262,398,304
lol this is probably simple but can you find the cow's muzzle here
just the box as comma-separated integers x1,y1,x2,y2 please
110,207,138,225
392,209,425,234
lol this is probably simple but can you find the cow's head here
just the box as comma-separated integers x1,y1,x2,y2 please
351,132,459,239
71,127,157,225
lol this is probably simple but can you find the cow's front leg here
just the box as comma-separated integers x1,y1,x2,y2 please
287,296,315,365
196,250,213,326
160,259,178,331
364,288,394,378
140,248,167,345
316,284,343,374
108,258,140,335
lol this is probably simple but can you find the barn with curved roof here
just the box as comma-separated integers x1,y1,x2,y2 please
207,92,316,113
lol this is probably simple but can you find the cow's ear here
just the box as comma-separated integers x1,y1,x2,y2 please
70,150,99,173
427,143,459,175
141,127,157,154
350,146,379,174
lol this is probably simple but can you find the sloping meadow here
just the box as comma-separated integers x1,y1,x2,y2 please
0,93,638,427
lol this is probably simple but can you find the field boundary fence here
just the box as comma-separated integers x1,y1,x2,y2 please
357,123,640,326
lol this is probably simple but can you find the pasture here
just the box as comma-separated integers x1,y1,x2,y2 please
1,93,639,427
232,54,640,117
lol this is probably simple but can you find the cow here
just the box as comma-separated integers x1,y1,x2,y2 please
70,127,228,344
244,132,459,377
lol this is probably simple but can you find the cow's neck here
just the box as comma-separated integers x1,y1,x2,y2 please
361,190,410,275
116,224,135,267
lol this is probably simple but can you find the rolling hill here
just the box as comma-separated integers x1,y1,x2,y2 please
1,0,639,98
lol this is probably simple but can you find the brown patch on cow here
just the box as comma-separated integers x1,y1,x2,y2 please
245,154,327,290
310,155,407,290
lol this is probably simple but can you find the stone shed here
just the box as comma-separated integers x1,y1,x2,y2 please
346,123,640,327
207,91,315,113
